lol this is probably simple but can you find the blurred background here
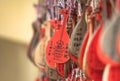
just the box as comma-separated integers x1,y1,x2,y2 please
0,0,39,81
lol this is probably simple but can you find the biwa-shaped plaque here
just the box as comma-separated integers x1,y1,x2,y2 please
69,6,87,59
34,21,51,70
46,20,62,69
34,27,46,70
78,11,94,68
83,24,105,71
45,20,61,68
97,13,120,66
46,9,70,63
27,19,41,65
87,24,106,70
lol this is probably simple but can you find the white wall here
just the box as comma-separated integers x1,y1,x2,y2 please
0,38,39,81
0,0,40,81
0,0,38,44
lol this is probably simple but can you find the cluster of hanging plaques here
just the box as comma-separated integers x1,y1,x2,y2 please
27,0,120,81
